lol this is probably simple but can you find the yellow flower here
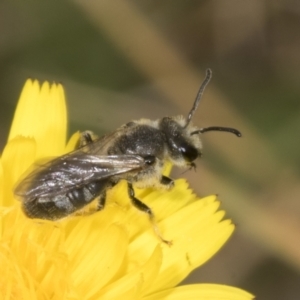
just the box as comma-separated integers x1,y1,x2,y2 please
0,80,254,299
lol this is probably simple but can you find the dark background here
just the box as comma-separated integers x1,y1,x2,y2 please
1,1,300,299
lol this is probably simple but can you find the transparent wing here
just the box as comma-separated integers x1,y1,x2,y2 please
76,128,125,155
15,153,146,201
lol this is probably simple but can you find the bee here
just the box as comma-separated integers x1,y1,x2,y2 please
14,69,241,244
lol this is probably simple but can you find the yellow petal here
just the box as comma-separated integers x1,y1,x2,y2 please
65,223,128,299
143,284,255,300
37,82,67,157
8,79,40,140
64,131,81,154
140,245,163,293
129,194,234,294
1,137,36,206
98,244,162,299
0,161,3,205
8,79,67,158
97,267,142,300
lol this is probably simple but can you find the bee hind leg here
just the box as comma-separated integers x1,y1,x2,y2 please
127,182,172,246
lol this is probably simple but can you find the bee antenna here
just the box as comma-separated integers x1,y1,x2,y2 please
191,126,242,137
184,68,212,128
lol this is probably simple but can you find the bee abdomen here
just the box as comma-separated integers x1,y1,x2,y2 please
22,180,109,220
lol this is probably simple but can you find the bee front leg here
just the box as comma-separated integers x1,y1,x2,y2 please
160,176,174,189
127,182,172,246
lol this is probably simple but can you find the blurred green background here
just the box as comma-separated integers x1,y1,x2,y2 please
1,1,300,299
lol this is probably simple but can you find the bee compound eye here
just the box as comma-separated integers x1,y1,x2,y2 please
144,155,156,165
180,144,198,162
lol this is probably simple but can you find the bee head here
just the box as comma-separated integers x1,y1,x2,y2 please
160,116,201,166
160,69,241,167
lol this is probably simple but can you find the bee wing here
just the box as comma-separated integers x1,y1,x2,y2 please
77,128,125,155
15,153,146,201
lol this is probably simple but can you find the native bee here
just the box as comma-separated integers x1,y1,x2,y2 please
14,69,241,243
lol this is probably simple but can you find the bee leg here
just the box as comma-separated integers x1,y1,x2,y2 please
127,183,153,217
127,183,172,246
78,131,98,148
160,176,174,189
96,191,106,211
